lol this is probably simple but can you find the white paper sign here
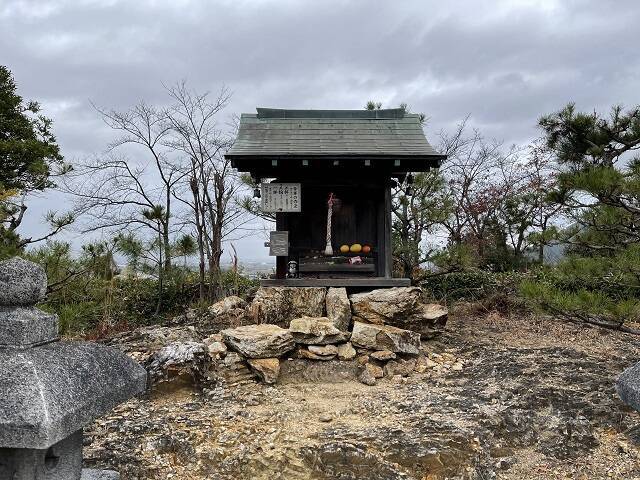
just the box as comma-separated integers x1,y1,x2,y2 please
261,183,301,212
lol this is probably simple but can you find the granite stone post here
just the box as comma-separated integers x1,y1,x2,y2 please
616,361,640,412
0,257,147,480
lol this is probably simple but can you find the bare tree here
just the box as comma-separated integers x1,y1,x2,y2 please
65,102,185,274
438,120,502,258
165,82,249,301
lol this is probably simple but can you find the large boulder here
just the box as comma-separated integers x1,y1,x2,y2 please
247,287,326,327
349,287,422,325
326,287,351,331
349,287,447,339
145,341,209,390
397,303,448,339
289,316,350,345
350,321,421,355
221,324,295,359
104,325,202,363
616,361,640,412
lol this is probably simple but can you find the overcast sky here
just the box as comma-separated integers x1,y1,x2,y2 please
2,0,639,262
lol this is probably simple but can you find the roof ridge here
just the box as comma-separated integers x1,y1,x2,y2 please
256,108,406,120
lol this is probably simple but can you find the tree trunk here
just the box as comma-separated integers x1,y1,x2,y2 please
190,174,206,303
155,226,163,315
163,189,172,272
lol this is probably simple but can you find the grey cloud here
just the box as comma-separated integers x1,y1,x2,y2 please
2,0,639,259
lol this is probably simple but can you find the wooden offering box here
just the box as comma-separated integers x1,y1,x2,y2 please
226,108,445,288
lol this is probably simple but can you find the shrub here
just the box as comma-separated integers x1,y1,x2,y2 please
420,270,527,304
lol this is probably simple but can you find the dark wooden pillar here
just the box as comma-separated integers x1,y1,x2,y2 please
275,212,287,279
383,181,393,278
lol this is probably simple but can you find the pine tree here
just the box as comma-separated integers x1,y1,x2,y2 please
522,104,640,333
0,65,69,257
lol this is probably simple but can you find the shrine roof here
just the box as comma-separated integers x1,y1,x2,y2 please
225,108,445,163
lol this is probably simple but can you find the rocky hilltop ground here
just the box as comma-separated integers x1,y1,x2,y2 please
83,289,640,480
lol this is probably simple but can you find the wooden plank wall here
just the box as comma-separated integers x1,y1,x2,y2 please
274,179,387,278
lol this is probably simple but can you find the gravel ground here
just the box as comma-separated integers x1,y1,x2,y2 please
84,309,640,479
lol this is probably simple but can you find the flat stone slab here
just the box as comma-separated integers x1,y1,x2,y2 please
279,359,360,383
350,321,421,355
221,324,295,359
616,361,640,412
289,316,350,345
0,342,147,449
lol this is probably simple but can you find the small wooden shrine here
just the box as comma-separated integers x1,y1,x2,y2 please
226,108,445,287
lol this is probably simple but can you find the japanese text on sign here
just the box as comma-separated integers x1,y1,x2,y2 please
261,183,301,212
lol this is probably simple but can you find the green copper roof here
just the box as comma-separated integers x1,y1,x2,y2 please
225,108,442,158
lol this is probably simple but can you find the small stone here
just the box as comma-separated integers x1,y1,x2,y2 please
206,341,227,357
318,414,333,423
370,350,396,361
308,345,338,356
358,368,376,386
224,351,246,367
384,358,416,377
415,365,427,373
336,342,357,360
425,358,438,368
204,333,224,344
298,346,337,361
247,358,280,384
452,362,463,371
356,354,370,366
391,374,403,383
365,363,384,379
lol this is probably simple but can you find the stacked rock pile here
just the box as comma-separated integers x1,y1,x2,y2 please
105,285,453,389
213,285,449,386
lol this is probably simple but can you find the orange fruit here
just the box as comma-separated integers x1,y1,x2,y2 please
362,245,371,254
339,245,350,253
350,243,362,253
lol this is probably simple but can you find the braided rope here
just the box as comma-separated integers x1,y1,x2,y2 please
324,193,334,255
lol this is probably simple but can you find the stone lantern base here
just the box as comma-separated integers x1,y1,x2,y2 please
0,430,119,480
